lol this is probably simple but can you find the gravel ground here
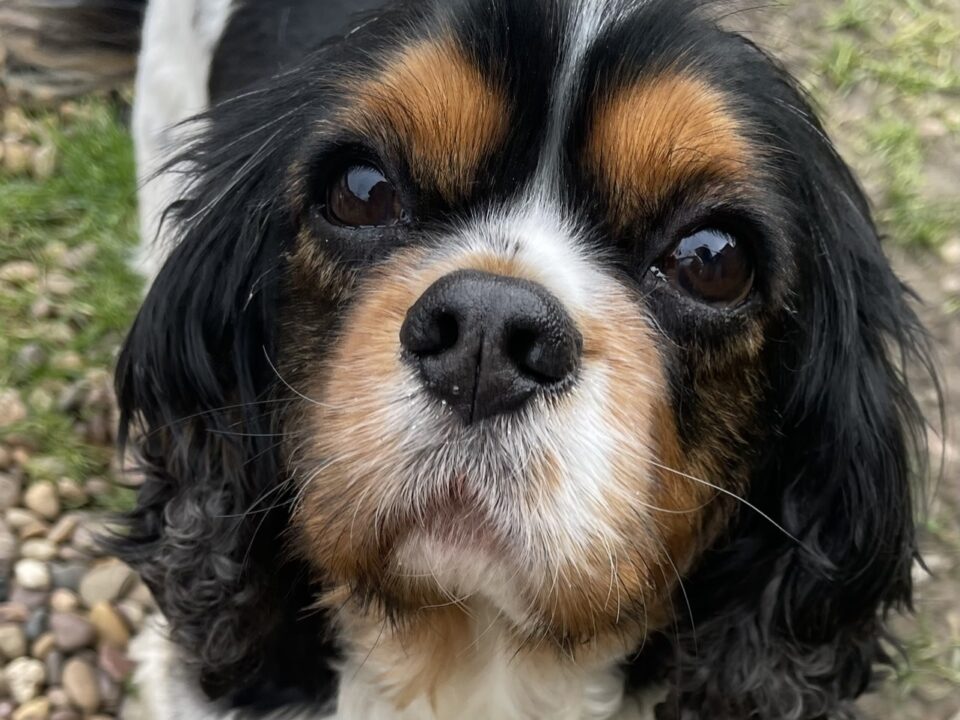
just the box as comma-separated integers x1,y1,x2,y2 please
0,1,958,719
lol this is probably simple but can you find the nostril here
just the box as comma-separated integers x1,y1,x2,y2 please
400,307,460,357
434,312,459,354
504,322,581,386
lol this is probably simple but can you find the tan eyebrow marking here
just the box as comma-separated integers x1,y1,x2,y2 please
342,38,509,200
586,72,753,221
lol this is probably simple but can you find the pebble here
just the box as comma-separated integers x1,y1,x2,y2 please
48,563,85,591
0,623,27,658
82,478,111,500
3,108,32,136
125,582,154,609
98,644,135,683
71,522,103,556
5,656,46,703
26,389,54,414
79,561,134,607
0,521,17,570
31,632,55,660
18,520,50,542
0,474,23,510
62,658,101,714
49,589,79,614
21,539,57,562
46,688,69,709
11,697,49,720
0,603,30,623
0,262,38,285
56,546,91,563
942,238,960,266
2,140,32,176
56,384,86,415
54,480,86,508
115,600,144,631
23,483,60,521
9,588,48,611
45,650,64,686
98,671,121,712
0,389,28,429
30,297,55,320
89,602,129,648
24,608,48,640
62,244,96,271
14,345,46,374
50,612,95,652
48,515,78,545
51,352,82,373
11,697,50,720
15,560,51,591
0,446,10,469
49,712,78,720
40,274,74,297
4,507,35,529
31,144,56,181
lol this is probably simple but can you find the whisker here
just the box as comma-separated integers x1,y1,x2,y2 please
646,457,803,547
263,346,332,408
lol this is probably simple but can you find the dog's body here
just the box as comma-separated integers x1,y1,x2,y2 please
121,1,933,719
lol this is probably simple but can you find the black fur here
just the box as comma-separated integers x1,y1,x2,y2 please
112,1,936,717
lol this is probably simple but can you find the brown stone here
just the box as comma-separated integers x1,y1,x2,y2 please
62,658,100,714
88,602,129,648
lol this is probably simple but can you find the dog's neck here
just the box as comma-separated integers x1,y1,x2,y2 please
329,597,657,720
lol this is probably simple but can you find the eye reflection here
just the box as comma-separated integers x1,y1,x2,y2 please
325,165,406,227
657,228,754,307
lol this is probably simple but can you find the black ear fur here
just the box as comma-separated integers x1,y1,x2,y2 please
111,83,338,702
648,51,936,720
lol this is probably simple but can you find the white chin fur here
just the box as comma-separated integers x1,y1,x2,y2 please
125,615,661,720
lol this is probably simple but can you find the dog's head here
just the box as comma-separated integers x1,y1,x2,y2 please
116,0,933,716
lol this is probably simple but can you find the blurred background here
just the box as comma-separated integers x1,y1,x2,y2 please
0,1,957,718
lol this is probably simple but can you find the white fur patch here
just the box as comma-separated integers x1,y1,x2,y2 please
132,0,234,283
125,618,660,720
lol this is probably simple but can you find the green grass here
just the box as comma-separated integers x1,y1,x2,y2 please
823,0,960,94
0,100,141,485
865,117,959,250
814,0,960,250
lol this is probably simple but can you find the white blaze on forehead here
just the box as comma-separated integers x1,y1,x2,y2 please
454,200,605,316
537,0,634,188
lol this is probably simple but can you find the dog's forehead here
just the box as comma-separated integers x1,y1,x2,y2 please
334,0,749,202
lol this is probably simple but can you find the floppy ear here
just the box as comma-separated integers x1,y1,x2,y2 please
112,86,338,701
650,61,936,719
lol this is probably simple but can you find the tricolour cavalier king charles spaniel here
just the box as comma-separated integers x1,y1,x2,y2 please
116,0,935,718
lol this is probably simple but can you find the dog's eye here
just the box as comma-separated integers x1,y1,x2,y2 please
326,165,407,227
657,229,754,307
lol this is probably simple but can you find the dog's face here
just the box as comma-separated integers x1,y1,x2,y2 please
286,4,782,648
117,0,931,715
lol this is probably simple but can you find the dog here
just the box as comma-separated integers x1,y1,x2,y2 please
115,0,935,718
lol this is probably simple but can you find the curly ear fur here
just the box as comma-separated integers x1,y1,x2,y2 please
645,44,937,720
111,79,338,703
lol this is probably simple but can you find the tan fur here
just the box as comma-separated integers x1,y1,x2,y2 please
342,39,509,199
586,72,753,220
290,241,713,647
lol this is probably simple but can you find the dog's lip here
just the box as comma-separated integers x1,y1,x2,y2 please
409,477,507,550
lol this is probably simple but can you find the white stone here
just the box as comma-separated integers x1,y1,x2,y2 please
15,559,51,591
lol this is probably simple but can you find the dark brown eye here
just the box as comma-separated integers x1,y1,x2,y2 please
326,165,406,227
657,229,754,307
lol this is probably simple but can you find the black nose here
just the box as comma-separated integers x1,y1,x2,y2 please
400,270,582,423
